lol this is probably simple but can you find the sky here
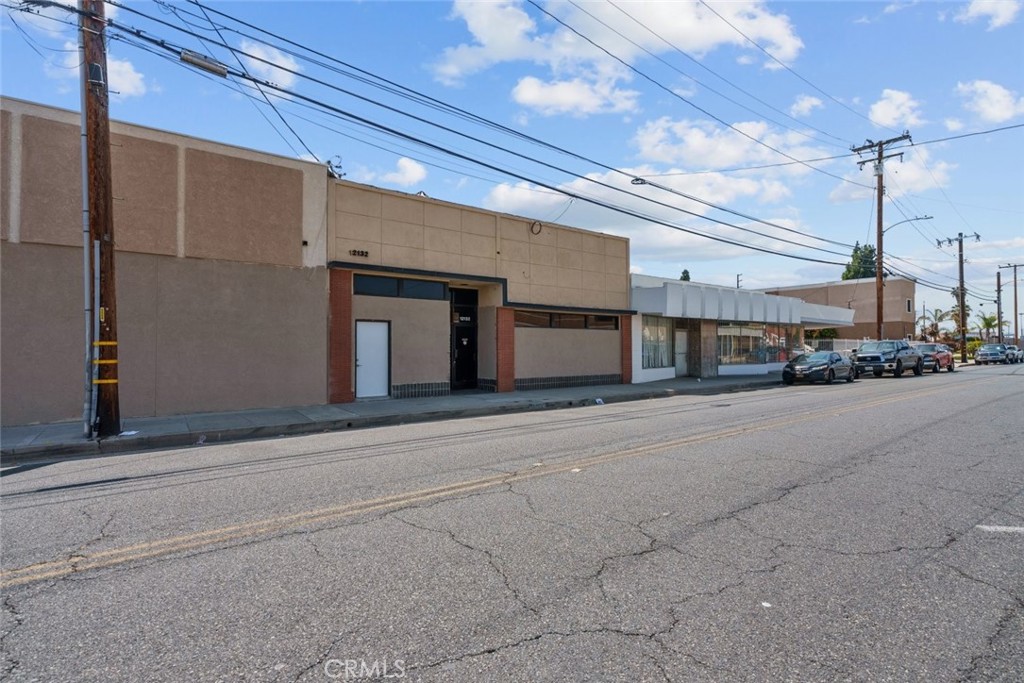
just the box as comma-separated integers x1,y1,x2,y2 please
2,0,1023,329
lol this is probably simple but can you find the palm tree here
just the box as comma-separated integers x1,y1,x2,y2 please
916,307,948,340
976,313,999,341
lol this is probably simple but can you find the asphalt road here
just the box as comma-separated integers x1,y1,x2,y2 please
2,364,1022,682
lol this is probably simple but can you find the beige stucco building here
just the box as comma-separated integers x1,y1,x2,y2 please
1,97,632,427
762,276,917,341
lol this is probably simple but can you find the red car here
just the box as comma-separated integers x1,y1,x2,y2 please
915,343,955,372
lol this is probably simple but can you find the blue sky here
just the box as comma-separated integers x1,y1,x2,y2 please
3,1,1023,324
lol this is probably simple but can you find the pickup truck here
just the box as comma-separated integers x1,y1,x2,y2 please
851,340,924,377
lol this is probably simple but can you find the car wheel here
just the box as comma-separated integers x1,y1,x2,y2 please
825,369,834,385
783,377,793,385
846,368,855,383
932,361,940,373
948,360,955,372
913,359,923,376
894,360,904,377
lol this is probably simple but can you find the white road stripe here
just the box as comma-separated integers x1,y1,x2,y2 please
976,525,1024,534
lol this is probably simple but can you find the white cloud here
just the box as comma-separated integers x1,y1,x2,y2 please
868,89,924,128
955,80,1024,123
944,118,965,131
955,0,1021,30
380,158,428,187
631,117,830,179
433,0,804,116
240,40,300,89
107,56,147,98
512,76,639,116
884,2,919,14
789,95,823,118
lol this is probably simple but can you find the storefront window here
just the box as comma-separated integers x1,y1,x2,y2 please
718,322,769,365
642,315,673,368
764,324,800,362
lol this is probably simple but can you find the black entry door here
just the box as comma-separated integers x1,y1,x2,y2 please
451,288,478,390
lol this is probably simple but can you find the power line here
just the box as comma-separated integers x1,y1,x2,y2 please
575,0,850,148
525,0,873,191
82,4,852,266
697,0,888,133
193,2,321,164
89,0,859,262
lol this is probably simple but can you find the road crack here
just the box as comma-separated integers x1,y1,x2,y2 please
391,513,539,617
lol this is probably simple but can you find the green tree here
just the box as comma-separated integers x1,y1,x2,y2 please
841,242,877,280
679,269,690,281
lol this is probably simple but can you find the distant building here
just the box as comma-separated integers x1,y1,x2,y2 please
630,275,854,381
761,276,917,340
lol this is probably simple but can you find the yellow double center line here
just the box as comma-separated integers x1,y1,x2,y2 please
0,381,968,588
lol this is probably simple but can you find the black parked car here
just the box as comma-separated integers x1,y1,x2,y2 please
783,351,857,385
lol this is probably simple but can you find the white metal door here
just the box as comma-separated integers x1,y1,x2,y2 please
674,329,688,376
356,321,389,398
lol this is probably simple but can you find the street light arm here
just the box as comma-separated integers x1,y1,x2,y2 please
883,215,933,234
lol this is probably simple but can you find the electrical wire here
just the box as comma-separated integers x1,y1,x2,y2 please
102,18,852,265
91,0,860,262
575,0,851,148
696,0,889,133
10,0,1013,291
525,0,873,191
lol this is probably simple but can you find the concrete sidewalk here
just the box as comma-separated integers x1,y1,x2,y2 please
1,374,782,463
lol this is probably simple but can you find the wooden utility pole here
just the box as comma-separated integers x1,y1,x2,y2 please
996,271,1003,343
82,0,120,437
999,263,1021,346
940,233,981,362
853,133,911,340
856,132,913,339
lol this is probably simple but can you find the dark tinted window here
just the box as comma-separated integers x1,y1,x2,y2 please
354,275,398,297
552,313,586,329
515,311,551,327
587,315,619,330
401,279,447,300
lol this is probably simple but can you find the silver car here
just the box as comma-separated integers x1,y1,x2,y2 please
1006,345,1021,363
975,343,1009,365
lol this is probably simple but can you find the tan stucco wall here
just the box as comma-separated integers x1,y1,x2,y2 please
1,243,328,425
330,181,629,310
184,149,303,265
515,328,620,378
477,306,497,380
1,109,12,241
1,97,327,268
352,295,450,385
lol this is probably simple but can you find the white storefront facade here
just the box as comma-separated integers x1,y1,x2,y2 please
630,275,855,382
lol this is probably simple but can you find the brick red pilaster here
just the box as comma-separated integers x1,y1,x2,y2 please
328,269,355,403
496,307,516,392
620,314,633,384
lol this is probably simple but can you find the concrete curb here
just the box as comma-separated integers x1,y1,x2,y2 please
1,378,781,464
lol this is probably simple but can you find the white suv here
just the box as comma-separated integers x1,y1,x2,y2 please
1006,345,1021,363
